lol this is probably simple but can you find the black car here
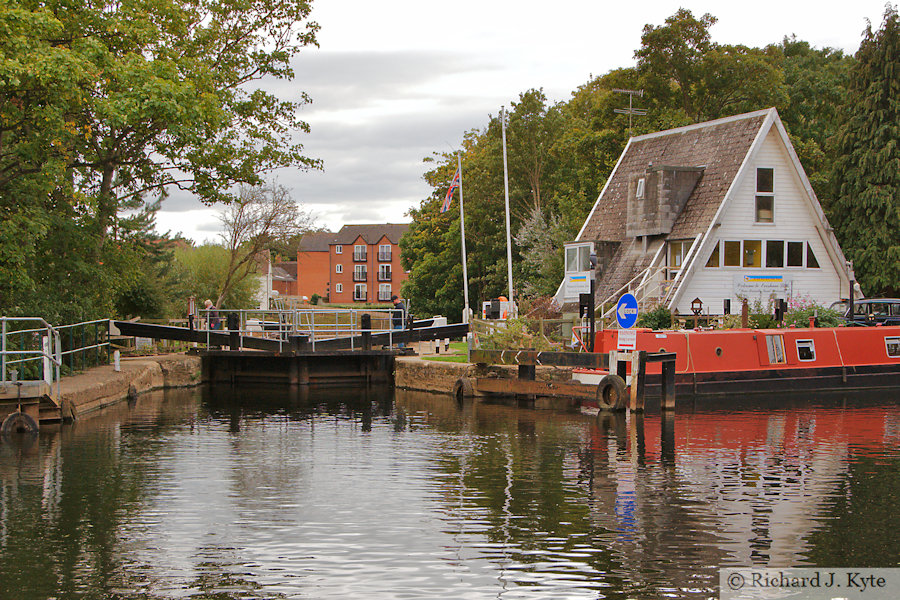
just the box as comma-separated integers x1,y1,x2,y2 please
830,298,900,326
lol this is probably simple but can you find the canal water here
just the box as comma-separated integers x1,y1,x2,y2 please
1,386,899,599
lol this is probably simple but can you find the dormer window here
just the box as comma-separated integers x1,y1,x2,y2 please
635,177,645,199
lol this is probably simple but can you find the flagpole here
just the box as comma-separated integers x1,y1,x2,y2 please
457,151,471,324
500,106,515,315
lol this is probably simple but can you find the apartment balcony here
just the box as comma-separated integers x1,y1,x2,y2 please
353,272,367,282
378,251,391,262
353,292,367,302
377,272,392,282
353,250,367,262
377,291,392,301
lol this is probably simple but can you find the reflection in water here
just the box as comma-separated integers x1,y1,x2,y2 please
0,385,898,599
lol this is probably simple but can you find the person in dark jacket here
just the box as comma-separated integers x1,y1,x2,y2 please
204,299,221,330
391,295,406,348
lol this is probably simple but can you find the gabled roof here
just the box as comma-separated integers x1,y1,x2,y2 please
334,223,409,245
298,231,335,252
274,261,297,279
579,109,770,243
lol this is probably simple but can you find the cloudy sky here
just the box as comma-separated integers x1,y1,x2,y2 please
154,0,890,243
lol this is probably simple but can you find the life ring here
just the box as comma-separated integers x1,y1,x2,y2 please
1,411,39,436
596,374,627,411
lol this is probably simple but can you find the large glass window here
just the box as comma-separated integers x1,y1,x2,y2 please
743,240,762,268
766,240,784,268
787,241,804,267
807,245,820,268
724,241,741,267
705,242,720,268
668,241,689,269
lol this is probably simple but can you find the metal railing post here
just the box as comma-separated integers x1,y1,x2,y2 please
1,318,6,383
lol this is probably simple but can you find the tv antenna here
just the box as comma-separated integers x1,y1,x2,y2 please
612,88,647,137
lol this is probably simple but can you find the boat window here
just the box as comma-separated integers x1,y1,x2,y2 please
886,337,900,358
796,339,815,361
766,334,786,364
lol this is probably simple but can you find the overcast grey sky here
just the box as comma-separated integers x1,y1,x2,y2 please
154,0,890,243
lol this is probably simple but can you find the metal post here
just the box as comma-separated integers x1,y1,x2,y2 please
500,106,515,313
1,318,6,383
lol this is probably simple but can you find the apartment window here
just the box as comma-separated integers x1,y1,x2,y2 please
756,168,774,223
354,284,366,301
335,263,343,274
378,283,392,301
354,244,367,261
335,283,343,293
766,240,784,268
743,240,762,268
378,264,391,281
335,245,342,254
723,241,741,267
353,265,367,281
705,242,720,268
635,177,646,199
378,244,392,262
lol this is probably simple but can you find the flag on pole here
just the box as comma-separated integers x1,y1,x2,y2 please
440,168,461,213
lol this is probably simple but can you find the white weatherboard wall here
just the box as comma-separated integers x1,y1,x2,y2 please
676,127,842,314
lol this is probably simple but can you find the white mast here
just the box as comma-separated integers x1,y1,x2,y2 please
500,106,515,314
457,152,471,323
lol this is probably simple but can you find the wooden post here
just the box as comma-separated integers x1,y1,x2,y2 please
629,350,647,412
661,412,675,465
661,357,676,410
361,314,372,351
518,364,536,381
741,299,749,328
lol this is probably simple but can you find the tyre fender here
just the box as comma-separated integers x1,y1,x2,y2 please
596,374,627,411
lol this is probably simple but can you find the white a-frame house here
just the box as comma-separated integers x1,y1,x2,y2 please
556,108,852,317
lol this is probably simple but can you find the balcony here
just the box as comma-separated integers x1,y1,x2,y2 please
377,291,392,301
353,291,367,302
377,270,391,282
378,250,391,262
353,270,367,282
353,249,367,262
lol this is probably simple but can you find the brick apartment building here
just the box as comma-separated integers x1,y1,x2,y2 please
294,224,409,303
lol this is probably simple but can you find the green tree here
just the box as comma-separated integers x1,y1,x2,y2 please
173,245,258,310
829,6,900,296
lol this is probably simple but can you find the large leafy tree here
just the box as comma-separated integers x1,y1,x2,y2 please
0,0,320,320
829,6,900,296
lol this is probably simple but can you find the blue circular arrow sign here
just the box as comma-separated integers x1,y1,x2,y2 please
616,293,639,329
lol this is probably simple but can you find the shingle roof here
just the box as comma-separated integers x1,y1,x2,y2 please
272,266,296,282
334,223,409,245
298,231,334,252
274,261,297,279
581,109,769,243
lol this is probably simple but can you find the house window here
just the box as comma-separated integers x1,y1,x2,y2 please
766,334,786,364
723,241,741,267
668,241,689,269
354,284,367,301
335,283,343,293
636,177,646,199
787,241,804,267
705,242,720,268
807,245,820,268
335,245,342,254
766,240,784,268
796,339,816,362
743,240,762,268
378,283,392,301
378,244,392,262
378,264,391,281
335,264,343,274
354,265,367,281
354,244,367,261
756,168,774,223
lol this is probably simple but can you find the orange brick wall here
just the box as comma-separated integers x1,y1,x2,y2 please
328,236,408,304
296,250,330,299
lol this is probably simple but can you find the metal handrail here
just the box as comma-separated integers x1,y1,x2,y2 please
1,317,64,401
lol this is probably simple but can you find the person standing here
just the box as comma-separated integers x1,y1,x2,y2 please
204,299,221,330
391,295,406,348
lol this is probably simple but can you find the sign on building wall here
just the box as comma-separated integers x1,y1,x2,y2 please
733,274,792,298
563,241,594,300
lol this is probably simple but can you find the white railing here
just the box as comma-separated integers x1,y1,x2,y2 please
1,317,63,401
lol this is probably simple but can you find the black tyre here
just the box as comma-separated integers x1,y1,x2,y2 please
596,374,627,411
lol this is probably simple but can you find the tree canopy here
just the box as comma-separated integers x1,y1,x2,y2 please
0,0,320,321
400,7,871,320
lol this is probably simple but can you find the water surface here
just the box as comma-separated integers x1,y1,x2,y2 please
1,385,899,599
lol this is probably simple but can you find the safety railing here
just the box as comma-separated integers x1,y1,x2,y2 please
196,307,407,351
1,317,63,401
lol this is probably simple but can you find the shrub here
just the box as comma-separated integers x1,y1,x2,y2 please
637,306,672,330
